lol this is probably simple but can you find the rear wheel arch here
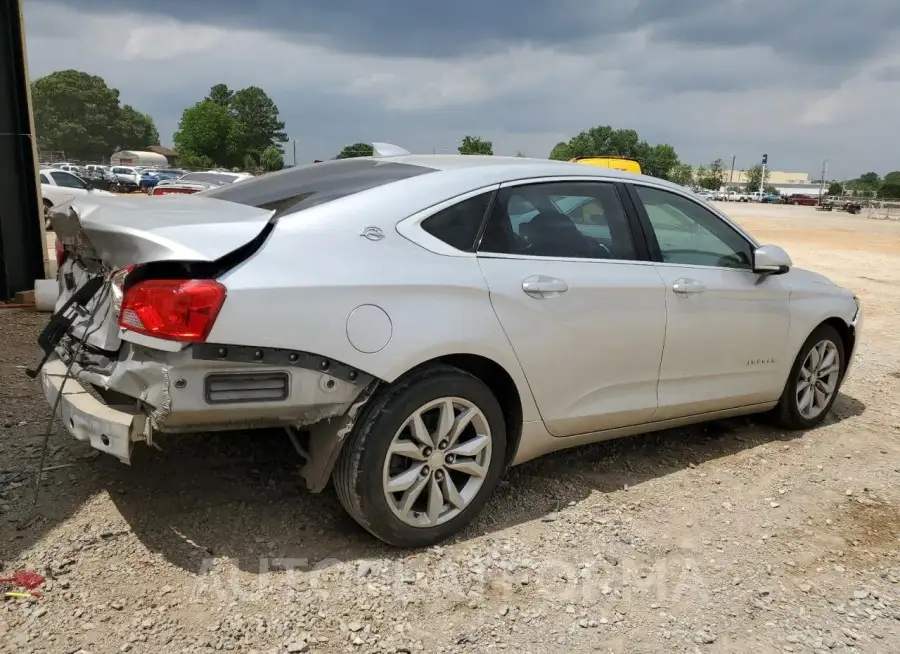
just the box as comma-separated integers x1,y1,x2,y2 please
406,354,524,468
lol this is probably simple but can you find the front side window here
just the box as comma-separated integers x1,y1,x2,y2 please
633,185,752,269
49,171,86,189
479,181,636,260
420,192,493,251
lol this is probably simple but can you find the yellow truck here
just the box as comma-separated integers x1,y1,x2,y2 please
569,156,642,175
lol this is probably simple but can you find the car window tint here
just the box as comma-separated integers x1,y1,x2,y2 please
49,171,85,189
421,192,492,252
202,158,436,217
479,181,636,260
40,173,49,184
634,185,752,269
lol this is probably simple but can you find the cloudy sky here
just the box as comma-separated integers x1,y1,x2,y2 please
23,0,900,177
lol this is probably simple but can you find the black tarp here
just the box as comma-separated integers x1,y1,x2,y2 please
0,0,45,300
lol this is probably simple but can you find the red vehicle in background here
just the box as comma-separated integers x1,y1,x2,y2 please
784,194,819,206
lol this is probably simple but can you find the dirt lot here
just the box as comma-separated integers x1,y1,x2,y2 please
1,204,898,654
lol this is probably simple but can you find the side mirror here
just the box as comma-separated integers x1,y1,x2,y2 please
84,180,94,190
753,244,792,275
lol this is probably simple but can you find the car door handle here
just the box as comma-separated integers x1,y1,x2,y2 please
672,278,706,294
522,275,569,298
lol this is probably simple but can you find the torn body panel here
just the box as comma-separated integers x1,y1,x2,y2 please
45,334,378,464
48,194,275,270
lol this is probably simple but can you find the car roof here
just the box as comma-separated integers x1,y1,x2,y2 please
354,153,688,193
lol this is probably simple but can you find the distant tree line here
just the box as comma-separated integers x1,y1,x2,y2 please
28,76,900,192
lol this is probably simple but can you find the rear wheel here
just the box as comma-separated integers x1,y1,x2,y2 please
334,365,506,547
771,324,845,430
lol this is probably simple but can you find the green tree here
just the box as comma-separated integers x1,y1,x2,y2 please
549,126,681,179
113,105,160,152
743,164,769,193
458,136,493,155
177,152,215,170
229,86,288,157
883,171,900,185
880,171,900,198
259,145,284,172
336,142,374,158
31,69,160,160
173,100,236,167
243,153,258,170
858,172,880,185
549,141,571,160
697,158,726,190
669,162,694,186
827,182,843,196
207,83,234,108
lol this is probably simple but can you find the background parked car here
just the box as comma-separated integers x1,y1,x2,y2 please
784,194,819,206
151,170,253,195
140,169,185,193
39,166,114,228
109,165,144,192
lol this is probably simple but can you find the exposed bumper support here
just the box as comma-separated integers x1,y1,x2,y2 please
40,357,145,464
296,380,379,493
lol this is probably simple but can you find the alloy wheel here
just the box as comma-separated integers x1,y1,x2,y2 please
796,339,840,420
381,397,492,528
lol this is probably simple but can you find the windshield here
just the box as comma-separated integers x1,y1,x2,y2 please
180,172,240,185
201,158,435,216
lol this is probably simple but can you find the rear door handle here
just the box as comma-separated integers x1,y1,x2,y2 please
672,278,706,294
522,275,569,298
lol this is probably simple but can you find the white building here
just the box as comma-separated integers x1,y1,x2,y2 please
109,150,169,168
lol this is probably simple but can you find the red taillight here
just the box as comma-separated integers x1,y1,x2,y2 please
55,239,65,267
118,279,226,342
153,187,196,196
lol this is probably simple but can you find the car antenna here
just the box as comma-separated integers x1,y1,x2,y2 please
372,142,411,158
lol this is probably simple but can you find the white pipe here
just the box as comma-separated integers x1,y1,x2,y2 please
34,278,57,312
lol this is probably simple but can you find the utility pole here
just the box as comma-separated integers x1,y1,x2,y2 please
819,158,828,200
729,154,736,188
759,153,768,197
292,140,297,167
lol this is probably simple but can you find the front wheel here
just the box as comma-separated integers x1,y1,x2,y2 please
771,324,845,430
333,365,507,547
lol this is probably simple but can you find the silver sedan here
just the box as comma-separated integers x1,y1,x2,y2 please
40,144,861,547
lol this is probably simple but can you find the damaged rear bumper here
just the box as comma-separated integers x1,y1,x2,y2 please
40,343,378,470
41,357,145,463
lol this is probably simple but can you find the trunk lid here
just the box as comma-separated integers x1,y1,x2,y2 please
48,195,275,355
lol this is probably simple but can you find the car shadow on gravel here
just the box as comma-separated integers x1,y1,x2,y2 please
94,391,866,575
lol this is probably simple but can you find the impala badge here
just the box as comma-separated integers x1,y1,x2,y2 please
361,226,385,241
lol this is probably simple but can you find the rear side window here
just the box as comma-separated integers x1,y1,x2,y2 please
201,158,436,217
421,192,493,252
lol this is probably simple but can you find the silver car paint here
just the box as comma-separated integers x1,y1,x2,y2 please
43,155,861,470
49,194,275,269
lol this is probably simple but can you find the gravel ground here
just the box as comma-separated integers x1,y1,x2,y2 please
1,204,899,654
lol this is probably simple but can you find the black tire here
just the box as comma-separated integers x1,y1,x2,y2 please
770,324,845,430
333,365,507,548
